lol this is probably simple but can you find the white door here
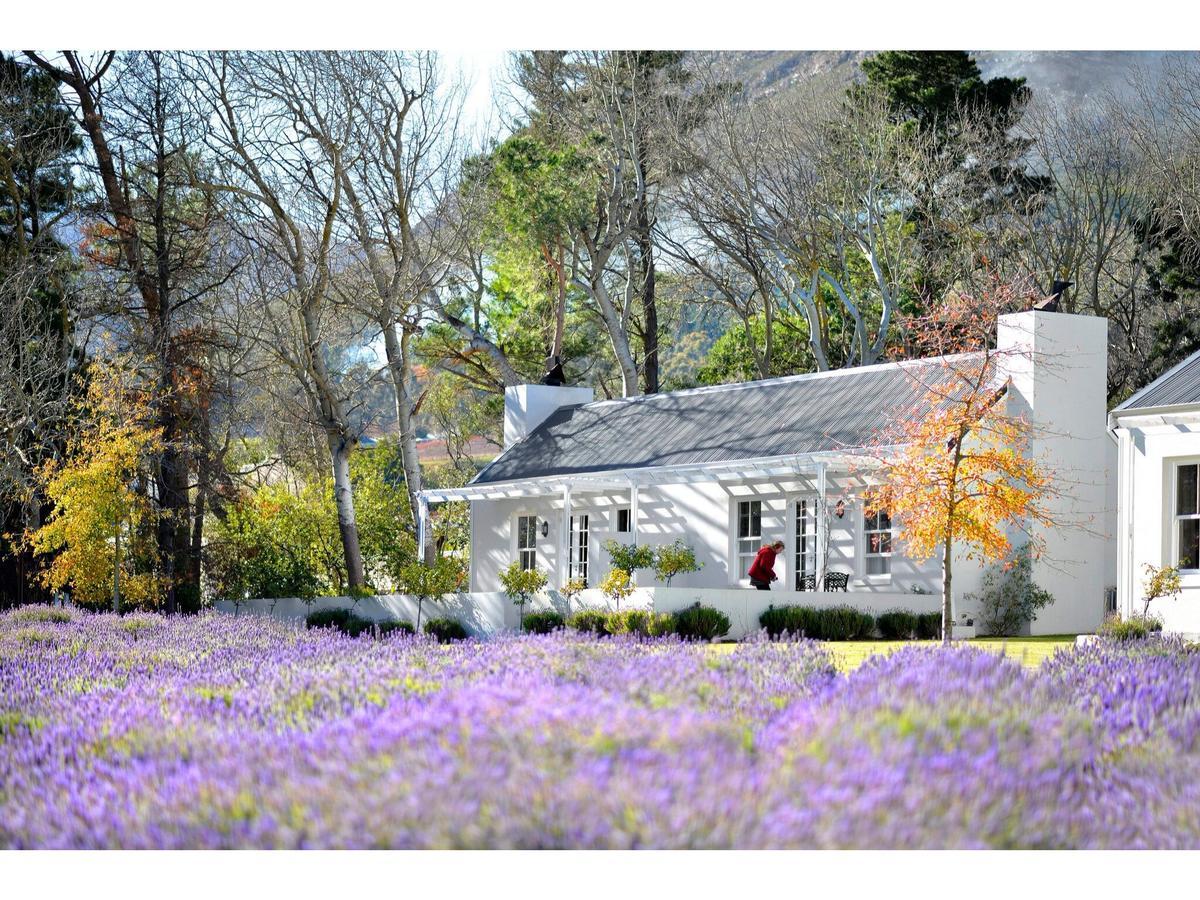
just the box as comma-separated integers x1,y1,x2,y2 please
793,497,818,590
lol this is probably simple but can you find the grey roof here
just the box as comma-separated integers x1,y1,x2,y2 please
472,357,968,485
1115,350,1200,413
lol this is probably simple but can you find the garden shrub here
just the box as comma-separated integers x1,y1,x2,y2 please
305,608,409,638
565,609,612,635
760,604,817,639
305,607,364,634
376,619,415,637
523,610,566,634
915,611,942,640
672,604,730,642
607,609,676,638
876,609,919,640
1098,614,1163,641
424,618,469,643
969,551,1055,636
759,604,875,640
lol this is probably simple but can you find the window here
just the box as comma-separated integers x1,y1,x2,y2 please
616,507,631,534
1177,463,1200,571
570,514,590,584
516,515,538,571
795,499,817,589
863,508,892,576
736,500,762,578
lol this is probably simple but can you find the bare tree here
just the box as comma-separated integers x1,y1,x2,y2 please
663,70,928,373
188,50,369,589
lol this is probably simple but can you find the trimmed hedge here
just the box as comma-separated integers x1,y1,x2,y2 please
565,609,612,636
523,610,566,634
915,611,942,640
759,604,876,641
608,609,676,638
424,618,469,643
672,604,730,642
876,609,919,640
304,608,412,638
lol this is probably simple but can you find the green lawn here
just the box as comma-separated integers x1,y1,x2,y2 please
708,636,1077,671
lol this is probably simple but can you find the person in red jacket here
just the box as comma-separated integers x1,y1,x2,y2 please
747,541,784,590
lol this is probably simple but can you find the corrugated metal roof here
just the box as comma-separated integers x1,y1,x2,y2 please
1115,350,1200,412
472,357,972,485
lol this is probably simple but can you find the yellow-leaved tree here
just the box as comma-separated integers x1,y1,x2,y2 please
864,279,1057,643
27,354,165,611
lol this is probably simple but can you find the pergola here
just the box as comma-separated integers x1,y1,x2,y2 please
416,449,889,587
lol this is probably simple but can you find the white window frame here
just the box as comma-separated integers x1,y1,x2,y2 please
858,505,894,583
735,499,763,582
515,513,538,571
1173,460,1200,573
614,507,631,534
569,513,590,585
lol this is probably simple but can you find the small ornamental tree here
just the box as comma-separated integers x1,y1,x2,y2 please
397,557,465,631
653,540,703,586
1141,564,1183,619
598,567,635,611
499,561,548,629
560,576,587,611
864,279,1059,644
602,540,654,576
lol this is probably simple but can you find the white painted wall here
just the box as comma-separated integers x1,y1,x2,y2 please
470,474,945,599
1113,414,1200,636
997,311,1113,635
214,586,942,642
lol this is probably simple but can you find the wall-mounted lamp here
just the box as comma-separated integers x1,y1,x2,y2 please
834,499,845,519
540,519,549,537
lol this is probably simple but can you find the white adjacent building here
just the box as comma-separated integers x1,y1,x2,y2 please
1111,350,1200,634
419,310,1117,638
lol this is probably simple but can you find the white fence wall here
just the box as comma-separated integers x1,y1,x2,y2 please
215,586,946,641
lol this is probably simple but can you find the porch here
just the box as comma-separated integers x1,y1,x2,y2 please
417,450,947,604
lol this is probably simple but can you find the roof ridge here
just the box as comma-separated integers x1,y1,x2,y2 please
581,351,980,410
1114,347,1200,412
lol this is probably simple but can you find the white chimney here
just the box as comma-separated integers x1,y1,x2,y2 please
503,383,594,449
996,310,1111,635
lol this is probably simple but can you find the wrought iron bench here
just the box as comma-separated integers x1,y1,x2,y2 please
823,572,850,592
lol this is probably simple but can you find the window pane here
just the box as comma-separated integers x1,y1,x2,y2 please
617,509,630,532
1181,519,1200,570
866,556,890,575
1179,465,1199,516
751,502,761,537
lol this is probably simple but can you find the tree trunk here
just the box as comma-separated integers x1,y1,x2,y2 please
381,321,432,563
941,536,953,646
328,435,365,589
636,202,659,394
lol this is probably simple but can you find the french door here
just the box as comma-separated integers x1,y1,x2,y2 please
569,514,590,585
794,498,818,590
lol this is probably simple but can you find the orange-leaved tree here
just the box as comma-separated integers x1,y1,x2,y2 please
863,278,1057,643
26,353,165,611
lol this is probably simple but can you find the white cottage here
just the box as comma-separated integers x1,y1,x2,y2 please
419,310,1116,638
1111,349,1200,635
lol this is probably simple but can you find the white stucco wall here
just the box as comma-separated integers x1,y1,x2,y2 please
1114,415,1200,635
997,311,1114,635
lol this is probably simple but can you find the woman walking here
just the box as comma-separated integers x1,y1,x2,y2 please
748,540,784,590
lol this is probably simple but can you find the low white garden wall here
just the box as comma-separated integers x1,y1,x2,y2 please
214,585,941,641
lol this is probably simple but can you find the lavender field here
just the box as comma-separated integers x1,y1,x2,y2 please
2,608,1199,849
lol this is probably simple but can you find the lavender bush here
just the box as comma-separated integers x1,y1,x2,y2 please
2,608,1199,848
